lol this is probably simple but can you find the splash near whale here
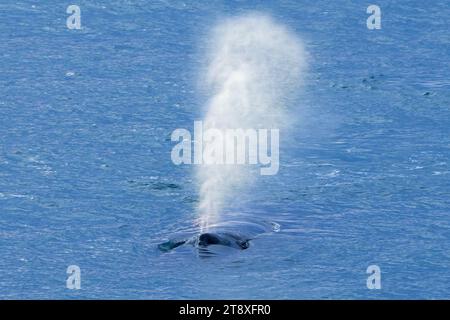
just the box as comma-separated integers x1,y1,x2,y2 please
160,13,306,253
196,13,306,231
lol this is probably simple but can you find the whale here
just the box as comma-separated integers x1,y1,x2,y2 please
158,231,251,253
158,220,280,254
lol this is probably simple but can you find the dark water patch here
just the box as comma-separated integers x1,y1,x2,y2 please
126,178,181,191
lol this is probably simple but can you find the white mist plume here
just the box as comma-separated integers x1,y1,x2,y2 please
197,13,307,230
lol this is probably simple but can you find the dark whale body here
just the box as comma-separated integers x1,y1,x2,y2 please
198,232,250,249
158,231,251,253
158,221,280,254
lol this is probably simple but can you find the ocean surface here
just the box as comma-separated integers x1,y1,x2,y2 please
1,0,449,299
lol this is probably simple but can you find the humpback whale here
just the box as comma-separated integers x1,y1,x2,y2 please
158,231,251,252
158,221,280,253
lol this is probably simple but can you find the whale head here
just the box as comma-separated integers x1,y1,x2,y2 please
198,232,250,250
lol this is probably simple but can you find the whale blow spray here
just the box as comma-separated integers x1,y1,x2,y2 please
197,13,307,231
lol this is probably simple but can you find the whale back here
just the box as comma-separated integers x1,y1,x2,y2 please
158,220,279,254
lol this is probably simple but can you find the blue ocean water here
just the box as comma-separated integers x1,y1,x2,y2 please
1,0,449,299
